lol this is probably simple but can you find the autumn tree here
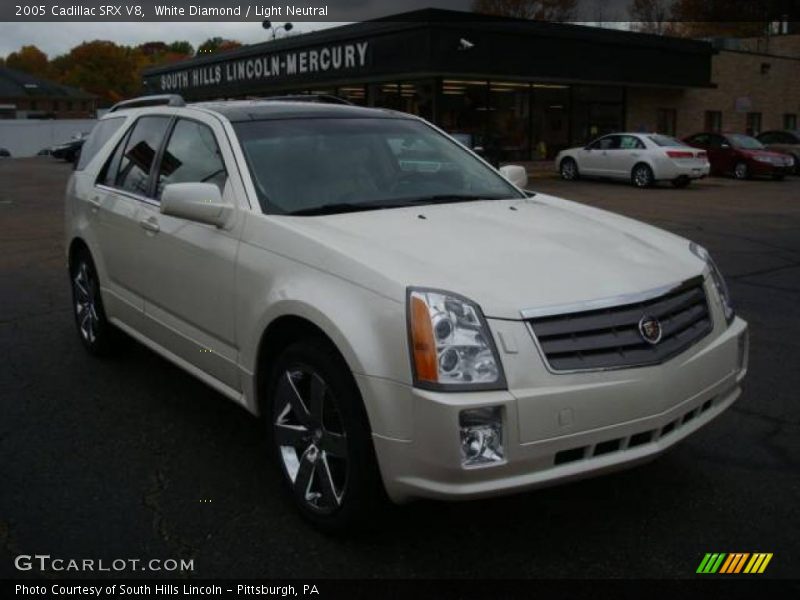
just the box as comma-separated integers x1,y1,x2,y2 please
197,37,242,55
50,41,142,104
5,45,49,78
472,0,577,21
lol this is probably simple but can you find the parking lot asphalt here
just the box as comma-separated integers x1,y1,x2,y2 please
1,158,799,579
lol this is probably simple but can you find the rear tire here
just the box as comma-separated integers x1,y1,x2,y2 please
631,163,654,188
69,249,123,356
559,158,579,181
265,338,385,533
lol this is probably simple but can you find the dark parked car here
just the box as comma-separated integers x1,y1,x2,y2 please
757,130,800,174
684,132,794,180
0,148,10,158
50,134,88,163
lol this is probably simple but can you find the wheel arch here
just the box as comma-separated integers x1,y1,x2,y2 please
67,236,91,271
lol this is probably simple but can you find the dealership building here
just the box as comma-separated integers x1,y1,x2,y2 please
143,9,800,161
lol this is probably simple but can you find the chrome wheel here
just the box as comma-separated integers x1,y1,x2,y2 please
633,165,653,188
73,261,99,344
734,162,748,179
273,368,348,514
560,159,578,180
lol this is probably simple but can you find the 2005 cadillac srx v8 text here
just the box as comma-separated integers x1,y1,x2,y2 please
65,95,749,530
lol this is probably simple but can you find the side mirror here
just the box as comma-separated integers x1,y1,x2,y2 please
161,182,231,228
499,164,528,189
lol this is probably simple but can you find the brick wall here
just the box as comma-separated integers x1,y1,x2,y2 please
626,44,800,137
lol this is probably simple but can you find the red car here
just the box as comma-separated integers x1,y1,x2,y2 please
683,132,795,180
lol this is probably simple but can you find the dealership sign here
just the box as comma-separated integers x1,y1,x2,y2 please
158,41,370,92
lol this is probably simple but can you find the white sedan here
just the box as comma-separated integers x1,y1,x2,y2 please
556,133,711,188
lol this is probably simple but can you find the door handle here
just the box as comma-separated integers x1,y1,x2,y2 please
88,196,102,213
139,217,160,233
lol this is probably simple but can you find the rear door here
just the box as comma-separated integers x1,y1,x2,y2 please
136,116,241,391
91,115,172,330
610,135,645,177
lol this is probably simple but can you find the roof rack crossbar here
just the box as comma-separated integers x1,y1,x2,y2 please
109,94,186,113
258,94,354,106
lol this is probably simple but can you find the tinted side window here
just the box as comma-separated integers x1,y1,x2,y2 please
76,117,125,171
619,135,644,149
687,134,708,146
97,127,132,187
115,116,171,196
156,119,227,199
589,136,618,150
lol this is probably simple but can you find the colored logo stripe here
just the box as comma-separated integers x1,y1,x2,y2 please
697,553,773,574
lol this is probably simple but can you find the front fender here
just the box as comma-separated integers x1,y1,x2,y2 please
236,240,411,437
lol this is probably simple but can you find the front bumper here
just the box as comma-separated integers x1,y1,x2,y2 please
363,315,748,503
750,161,793,176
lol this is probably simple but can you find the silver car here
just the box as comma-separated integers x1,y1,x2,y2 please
557,133,711,188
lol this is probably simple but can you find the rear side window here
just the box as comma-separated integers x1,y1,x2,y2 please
647,134,686,147
76,117,125,171
115,116,171,196
156,119,227,199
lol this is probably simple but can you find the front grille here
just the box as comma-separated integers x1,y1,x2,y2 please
528,278,712,371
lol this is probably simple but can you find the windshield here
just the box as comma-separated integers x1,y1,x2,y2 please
728,134,764,149
234,117,523,215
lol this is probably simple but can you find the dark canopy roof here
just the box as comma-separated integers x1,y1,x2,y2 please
0,67,95,99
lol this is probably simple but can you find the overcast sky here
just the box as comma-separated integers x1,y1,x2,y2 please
0,22,341,58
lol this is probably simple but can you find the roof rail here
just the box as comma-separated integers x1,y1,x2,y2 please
260,94,354,106
108,94,186,113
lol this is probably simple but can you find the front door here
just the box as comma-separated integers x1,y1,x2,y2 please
136,117,240,391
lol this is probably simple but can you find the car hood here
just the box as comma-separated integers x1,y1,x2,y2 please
270,195,706,319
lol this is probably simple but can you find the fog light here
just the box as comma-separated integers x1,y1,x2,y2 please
459,407,504,467
738,330,749,373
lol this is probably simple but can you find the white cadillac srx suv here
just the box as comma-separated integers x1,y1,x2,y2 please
65,95,749,531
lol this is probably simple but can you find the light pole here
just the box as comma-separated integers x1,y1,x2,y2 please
262,20,294,40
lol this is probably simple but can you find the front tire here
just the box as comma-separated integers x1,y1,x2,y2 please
631,163,654,188
559,158,579,181
266,339,385,533
69,250,122,356
733,161,749,180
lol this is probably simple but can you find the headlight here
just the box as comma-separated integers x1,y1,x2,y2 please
690,243,734,324
407,288,505,390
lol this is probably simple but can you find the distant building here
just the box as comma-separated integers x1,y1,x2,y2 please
142,9,800,159
0,66,96,119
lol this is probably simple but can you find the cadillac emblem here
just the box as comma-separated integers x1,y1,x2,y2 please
638,315,662,345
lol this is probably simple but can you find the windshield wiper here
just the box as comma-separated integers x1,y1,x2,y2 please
286,202,403,216
285,195,515,216
400,194,512,204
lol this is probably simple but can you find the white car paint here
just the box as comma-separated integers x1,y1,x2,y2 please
556,132,711,186
65,102,747,513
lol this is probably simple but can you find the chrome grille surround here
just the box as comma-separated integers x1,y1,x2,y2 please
525,276,713,373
